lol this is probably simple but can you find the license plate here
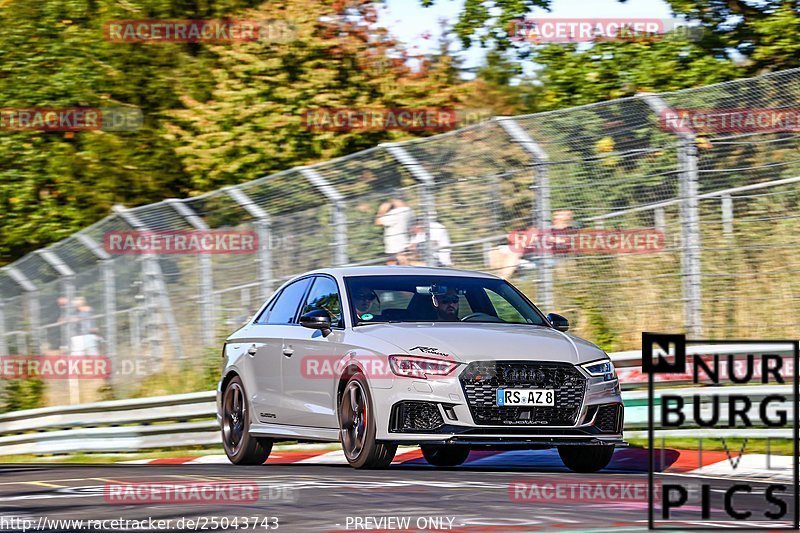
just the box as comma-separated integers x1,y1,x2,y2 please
496,388,554,407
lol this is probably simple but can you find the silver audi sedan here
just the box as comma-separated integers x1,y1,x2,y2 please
217,266,623,470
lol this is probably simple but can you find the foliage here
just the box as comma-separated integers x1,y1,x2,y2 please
422,0,798,110
0,0,483,264
0,378,44,413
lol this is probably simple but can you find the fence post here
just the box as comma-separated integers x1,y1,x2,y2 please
654,207,666,233
2,266,39,354
166,199,215,346
0,297,6,357
76,233,116,363
639,93,703,336
298,167,348,266
382,144,436,267
112,205,184,364
224,186,274,299
496,117,554,311
721,194,734,237
37,249,77,353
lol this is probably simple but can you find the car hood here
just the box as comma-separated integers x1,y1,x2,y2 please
356,322,606,365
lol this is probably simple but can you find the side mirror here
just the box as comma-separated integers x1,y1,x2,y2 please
300,309,332,336
547,313,569,332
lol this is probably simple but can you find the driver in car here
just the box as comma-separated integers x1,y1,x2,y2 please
432,288,460,321
353,288,378,319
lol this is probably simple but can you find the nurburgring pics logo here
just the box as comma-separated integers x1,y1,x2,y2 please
103,230,257,255
104,19,295,43
302,108,457,132
0,107,142,132
660,108,800,133
644,332,799,529
510,18,703,43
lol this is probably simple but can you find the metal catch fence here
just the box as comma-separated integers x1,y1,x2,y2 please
3,68,800,403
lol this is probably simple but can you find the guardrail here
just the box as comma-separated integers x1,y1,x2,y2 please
0,346,794,456
0,391,217,456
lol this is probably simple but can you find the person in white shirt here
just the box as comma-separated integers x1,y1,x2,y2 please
375,198,414,265
410,218,453,267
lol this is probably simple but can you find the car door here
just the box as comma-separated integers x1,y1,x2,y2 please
281,275,346,428
248,277,312,425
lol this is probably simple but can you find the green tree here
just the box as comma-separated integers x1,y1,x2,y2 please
424,0,800,110
0,0,475,264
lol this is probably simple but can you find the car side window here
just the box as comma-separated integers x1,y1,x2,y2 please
254,295,278,325
301,276,343,327
263,278,312,325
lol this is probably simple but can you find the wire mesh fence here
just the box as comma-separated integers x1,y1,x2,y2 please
3,68,800,404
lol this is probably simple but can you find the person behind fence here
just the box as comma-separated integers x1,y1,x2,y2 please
409,218,453,267
375,198,413,265
73,296,96,335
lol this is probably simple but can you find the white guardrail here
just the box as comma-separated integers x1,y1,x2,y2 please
0,346,794,456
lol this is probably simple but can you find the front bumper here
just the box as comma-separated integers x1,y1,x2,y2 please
371,361,624,445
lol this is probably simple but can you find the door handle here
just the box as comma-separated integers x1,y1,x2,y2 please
282,345,294,357
247,345,257,356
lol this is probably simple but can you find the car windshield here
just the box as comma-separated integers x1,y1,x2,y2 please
345,275,549,326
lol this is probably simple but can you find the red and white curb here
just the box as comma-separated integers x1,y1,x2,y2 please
118,447,792,480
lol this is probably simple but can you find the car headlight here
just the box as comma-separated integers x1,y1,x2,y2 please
581,358,617,381
388,355,458,379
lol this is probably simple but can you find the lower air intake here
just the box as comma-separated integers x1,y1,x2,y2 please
390,401,445,433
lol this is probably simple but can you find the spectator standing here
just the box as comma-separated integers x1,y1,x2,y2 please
410,219,453,267
375,198,414,265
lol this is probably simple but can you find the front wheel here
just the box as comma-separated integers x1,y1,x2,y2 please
221,376,273,465
420,444,470,467
339,373,397,469
558,445,614,473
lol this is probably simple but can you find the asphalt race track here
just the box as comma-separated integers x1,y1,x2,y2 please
0,449,794,532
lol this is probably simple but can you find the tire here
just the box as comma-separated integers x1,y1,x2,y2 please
420,445,470,467
339,373,397,469
221,375,273,465
558,445,614,473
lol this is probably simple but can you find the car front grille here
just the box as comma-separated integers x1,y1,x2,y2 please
459,361,586,426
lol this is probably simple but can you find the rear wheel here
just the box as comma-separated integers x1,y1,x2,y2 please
221,376,272,465
558,445,614,473
420,444,470,467
339,373,397,469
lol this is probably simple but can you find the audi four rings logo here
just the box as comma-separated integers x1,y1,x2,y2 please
502,368,547,384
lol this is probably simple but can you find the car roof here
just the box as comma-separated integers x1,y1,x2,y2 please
302,265,501,280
